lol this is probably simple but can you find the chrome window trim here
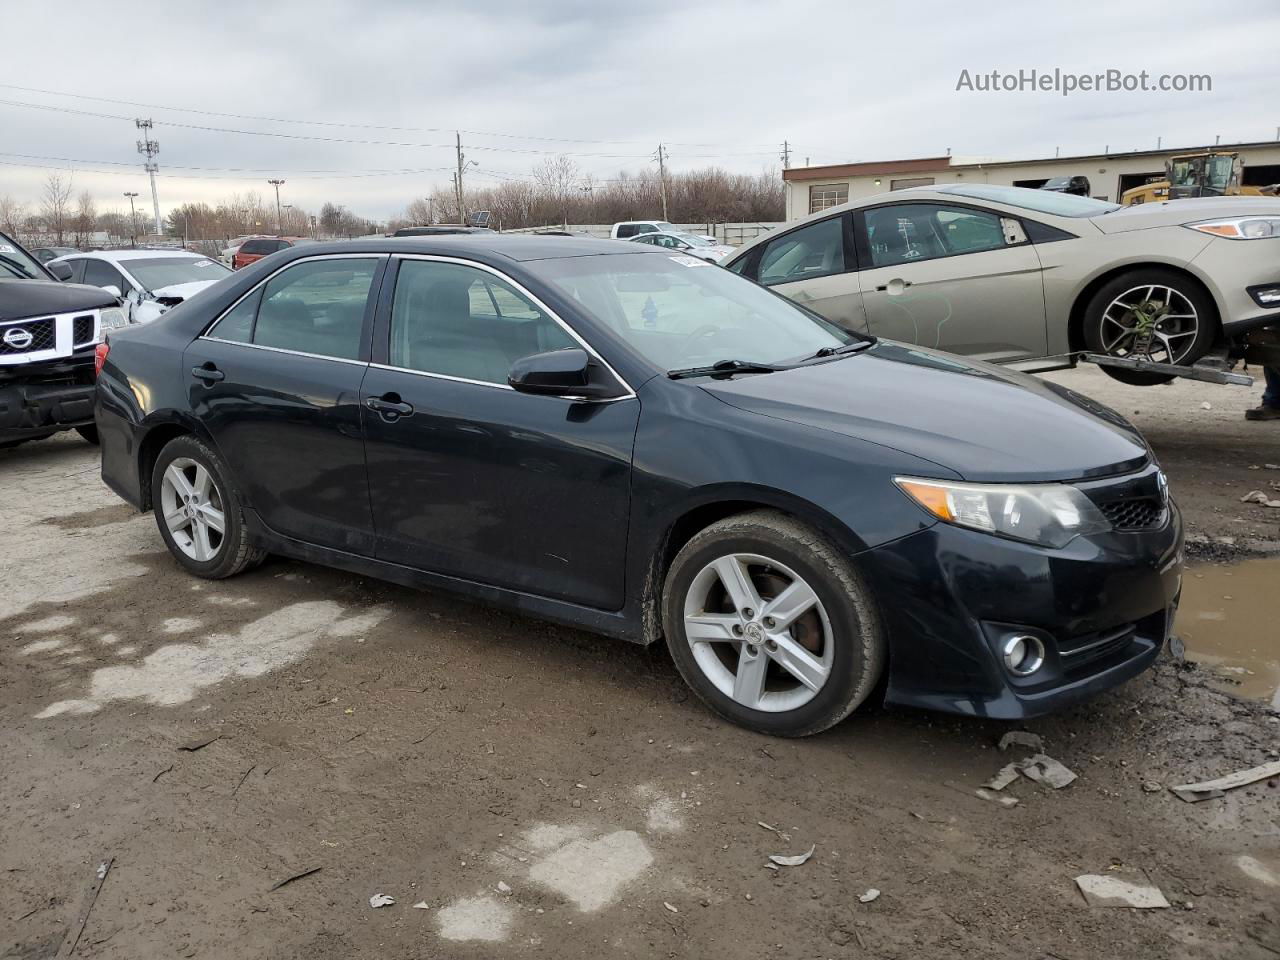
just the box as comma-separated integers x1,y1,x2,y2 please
199,252,389,351
386,253,637,400
201,336,369,367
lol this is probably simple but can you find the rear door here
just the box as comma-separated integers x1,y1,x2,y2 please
361,256,639,609
186,254,386,553
855,202,1047,363
754,213,866,333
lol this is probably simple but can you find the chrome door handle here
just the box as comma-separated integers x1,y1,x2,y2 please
191,364,224,383
365,395,414,420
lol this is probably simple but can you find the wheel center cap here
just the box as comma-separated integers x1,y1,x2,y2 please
743,622,765,645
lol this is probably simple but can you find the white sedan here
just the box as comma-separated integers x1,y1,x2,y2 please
47,250,231,324
627,231,735,262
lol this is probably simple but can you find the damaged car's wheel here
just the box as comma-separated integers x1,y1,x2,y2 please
1083,268,1216,386
662,510,885,737
152,435,265,579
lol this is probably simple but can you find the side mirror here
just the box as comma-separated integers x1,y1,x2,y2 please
47,261,73,281
508,348,622,400
102,284,122,300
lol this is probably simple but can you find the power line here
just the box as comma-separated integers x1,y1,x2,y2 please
0,91,776,157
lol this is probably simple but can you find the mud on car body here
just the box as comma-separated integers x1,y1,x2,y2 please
0,231,127,448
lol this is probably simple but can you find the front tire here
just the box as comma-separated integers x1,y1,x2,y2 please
662,510,885,737
151,435,265,579
1083,268,1216,386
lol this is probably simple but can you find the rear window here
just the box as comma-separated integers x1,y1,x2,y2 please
615,224,638,238
242,239,287,254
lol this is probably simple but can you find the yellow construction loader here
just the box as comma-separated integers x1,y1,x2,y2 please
1120,151,1278,205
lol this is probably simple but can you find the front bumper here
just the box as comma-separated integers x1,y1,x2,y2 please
1190,238,1280,337
865,503,1183,719
0,369,96,441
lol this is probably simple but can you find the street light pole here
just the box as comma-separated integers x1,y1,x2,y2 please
123,192,139,247
268,179,285,236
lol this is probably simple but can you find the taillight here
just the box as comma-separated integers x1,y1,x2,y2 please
94,341,110,378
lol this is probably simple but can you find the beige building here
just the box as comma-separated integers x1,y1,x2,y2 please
782,141,1280,221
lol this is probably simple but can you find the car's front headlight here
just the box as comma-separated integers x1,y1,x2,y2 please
894,476,1111,548
99,307,128,330
1187,217,1280,240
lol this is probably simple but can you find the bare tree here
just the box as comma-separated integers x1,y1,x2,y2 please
41,173,74,245
73,191,98,247
0,195,24,237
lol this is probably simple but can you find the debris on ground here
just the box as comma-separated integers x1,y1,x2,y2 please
1170,759,1280,802
369,894,395,908
859,888,880,903
1200,401,1212,410
1141,780,1162,793
769,844,816,867
57,857,113,958
998,731,1044,752
1075,873,1170,909
496,881,511,894
1240,490,1280,508
757,821,791,842
268,866,322,892
412,901,430,909
663,901,678,913
177,732,222,752
983,754,1077,791
972,787,1019,807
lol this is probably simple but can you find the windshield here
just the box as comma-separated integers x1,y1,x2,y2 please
938,184,1118,217
124,256,230,291
671,231,715,247
529,252,856,372
0,233,46,279
1043,178,1070,188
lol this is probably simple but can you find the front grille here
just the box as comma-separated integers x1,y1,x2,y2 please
0,317,56,355
72,314,96,346
1059,624,1138,671
1098,497,1164,531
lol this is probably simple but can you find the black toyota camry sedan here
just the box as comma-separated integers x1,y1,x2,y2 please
95,235,1182,736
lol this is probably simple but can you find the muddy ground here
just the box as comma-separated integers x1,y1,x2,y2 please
2,366,1278,960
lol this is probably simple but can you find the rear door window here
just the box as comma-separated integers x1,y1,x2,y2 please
757,216,846,285
615,224,637,238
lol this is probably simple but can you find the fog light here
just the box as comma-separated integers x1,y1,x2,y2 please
1248,284,1280,308
1001,635,1045,677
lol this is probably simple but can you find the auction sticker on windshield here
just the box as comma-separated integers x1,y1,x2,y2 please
0,245,16,254
669,255,710,268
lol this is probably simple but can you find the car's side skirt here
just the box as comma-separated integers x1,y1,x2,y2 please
241,509,645,645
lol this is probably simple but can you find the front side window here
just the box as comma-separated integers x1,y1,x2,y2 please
530,253,855,373
214,258,378,360
757,216,845,285
389,260,575,385
863,204,1007,268
83,259,128,291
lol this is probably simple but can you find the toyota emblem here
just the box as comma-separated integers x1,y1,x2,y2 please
2,327,33,349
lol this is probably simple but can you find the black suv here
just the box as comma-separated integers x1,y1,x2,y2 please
1040,176,1091,196
0,231,126,449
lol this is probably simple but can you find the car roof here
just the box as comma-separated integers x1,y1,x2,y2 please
67,249,211,262
282,234,658,263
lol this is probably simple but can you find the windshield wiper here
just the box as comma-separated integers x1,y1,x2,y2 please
668,358,781,380
801,339,875,362
0,254,36,279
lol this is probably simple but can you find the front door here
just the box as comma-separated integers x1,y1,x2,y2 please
186,255,385,553
361,256,639,610
855,202,1047,364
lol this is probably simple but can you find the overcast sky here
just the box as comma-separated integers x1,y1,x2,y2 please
5,0,1278,222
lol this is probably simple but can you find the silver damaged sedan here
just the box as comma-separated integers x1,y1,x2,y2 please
725,184,1280,385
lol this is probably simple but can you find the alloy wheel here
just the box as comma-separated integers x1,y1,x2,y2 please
682,553,833,712
1099,284,1199,364
159,457,226,562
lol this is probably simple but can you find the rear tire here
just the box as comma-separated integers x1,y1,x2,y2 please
1083,268,1216,386
662,510,885,737
151,435,265,579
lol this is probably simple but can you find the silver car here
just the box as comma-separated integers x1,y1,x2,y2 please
725,184,1280,384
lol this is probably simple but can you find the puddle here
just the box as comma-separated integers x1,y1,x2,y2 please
1176,557,1280,708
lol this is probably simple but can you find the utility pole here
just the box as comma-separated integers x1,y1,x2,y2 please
455,132,466,224
135,119,162,236
268,179,286,235
780,140,791,169
654,143,669,221
123,191,139,247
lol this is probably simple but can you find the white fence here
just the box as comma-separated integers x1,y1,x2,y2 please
503,222,781,247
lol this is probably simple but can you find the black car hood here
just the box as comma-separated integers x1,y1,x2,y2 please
701,342,1150,483
0,279,116,321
